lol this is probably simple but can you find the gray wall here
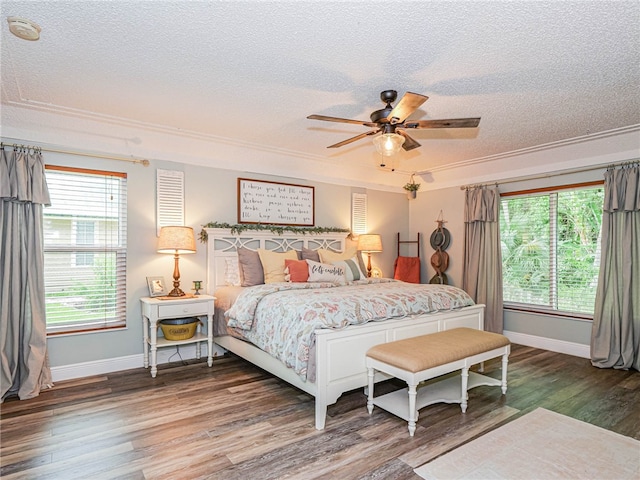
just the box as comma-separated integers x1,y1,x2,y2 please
43,153,409,368
409,168,605,348
35,147,614,367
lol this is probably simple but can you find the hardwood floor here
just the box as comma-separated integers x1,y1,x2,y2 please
1,345,638,479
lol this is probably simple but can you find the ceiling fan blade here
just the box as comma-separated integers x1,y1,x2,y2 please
386,92,428,125
308,114,377,127
397,130,421,151
327,129,379,148
404,117,481,129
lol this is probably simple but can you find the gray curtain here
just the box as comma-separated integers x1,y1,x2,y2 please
1,145,53,400
463,186,503,333
591,164,639,371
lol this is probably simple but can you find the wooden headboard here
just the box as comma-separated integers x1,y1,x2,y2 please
204,228,347,293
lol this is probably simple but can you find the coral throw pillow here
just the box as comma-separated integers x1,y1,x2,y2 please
285,259,309,282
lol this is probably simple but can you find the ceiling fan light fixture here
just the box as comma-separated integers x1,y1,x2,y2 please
373,132,405,157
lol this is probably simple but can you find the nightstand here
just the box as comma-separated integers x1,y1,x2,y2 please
140,294,215,377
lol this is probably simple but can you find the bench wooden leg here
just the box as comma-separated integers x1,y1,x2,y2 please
501,353,509,394
460,367,469,413
366,367,375,415
407,382,418,437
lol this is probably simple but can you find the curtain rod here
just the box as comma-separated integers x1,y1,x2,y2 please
460,159,638,190
1,137,150,167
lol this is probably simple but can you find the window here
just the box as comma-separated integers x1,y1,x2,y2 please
74,220,95,266
499,183,604,317
44,166,127,334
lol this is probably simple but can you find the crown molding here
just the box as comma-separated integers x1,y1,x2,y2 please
423,124,640,174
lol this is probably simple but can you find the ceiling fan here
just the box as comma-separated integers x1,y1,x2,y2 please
307,90,480,156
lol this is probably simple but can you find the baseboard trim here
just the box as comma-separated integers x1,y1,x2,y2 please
503,330,590,359
51,333,590,382
50,343,226,382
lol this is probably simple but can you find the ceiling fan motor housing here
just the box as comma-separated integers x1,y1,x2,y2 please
370,108,393,124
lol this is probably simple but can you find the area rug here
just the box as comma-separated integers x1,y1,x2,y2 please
414,407,640,480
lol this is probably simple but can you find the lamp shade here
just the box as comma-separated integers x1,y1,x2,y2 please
357,234,383,253
157,226,196,254
373,133,405,157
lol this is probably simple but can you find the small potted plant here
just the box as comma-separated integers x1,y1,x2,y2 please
403,175,421,199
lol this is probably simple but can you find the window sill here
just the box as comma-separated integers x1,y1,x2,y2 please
504,304,593,322
47,324,127,337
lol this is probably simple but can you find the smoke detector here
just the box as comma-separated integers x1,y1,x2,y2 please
7,17,41,41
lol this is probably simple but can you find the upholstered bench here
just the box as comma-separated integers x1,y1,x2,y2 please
365,327,510,436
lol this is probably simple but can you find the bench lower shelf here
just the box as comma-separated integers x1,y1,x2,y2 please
372,371,501,422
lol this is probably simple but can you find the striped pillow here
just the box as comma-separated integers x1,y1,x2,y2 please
332,256,365,281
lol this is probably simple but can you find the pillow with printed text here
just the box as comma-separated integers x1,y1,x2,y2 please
306,259,345,284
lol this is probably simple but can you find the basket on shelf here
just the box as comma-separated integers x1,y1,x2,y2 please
159,317,200,341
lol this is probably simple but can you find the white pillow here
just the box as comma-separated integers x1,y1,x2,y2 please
307,260,345,284
224,257,241,286
332,256,365,282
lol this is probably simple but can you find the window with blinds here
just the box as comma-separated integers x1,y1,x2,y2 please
44,166,127,334
499,184,604,317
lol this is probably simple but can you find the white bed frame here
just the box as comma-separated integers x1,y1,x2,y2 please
205,228,485,430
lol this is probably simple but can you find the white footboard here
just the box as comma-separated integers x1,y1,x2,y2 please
215,303,484,430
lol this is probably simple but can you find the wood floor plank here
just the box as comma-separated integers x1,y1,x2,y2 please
0,441,135,480
1,345,638,479
398,404,520,468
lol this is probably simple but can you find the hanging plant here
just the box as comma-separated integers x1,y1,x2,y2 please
403,173,421,192
403,174,420,199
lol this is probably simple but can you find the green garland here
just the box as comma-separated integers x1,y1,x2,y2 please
199,221,350,242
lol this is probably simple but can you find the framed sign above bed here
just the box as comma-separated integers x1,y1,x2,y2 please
237,178,315,226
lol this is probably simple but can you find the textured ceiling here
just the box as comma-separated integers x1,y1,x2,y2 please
1,1,639,188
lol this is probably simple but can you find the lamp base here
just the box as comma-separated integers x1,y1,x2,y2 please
167,287,186,297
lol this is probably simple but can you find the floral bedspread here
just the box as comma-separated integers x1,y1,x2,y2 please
225,279,474,380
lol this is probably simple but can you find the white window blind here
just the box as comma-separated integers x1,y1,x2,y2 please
157,169,184,236
44,166,127,333
351,193,368,235
499,185,604,316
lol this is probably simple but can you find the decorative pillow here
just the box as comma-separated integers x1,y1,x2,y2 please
237,247,264,286
284,259,309,282
224,257,241,286
301,247,320,263
332,256,365,282
307,259,346,284
258,249,298,283
318,246,367,274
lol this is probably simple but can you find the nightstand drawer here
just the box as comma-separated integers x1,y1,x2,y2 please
158,302,209,318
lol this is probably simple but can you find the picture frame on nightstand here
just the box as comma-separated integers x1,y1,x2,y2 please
146,276,167,297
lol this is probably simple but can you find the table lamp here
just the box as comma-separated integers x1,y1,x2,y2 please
357,234,383,277
157,226,196,296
